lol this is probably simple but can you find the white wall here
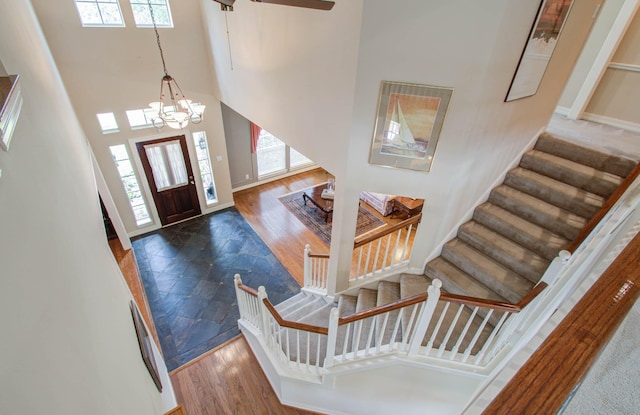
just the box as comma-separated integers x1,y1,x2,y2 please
558,0,626,110
202,0,603,289
0,1,174,413
31,0,234,235
202,0,364,177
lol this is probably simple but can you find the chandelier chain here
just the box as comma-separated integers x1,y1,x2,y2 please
147,0,168,74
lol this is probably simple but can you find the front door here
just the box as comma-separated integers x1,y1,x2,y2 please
136,135,201,226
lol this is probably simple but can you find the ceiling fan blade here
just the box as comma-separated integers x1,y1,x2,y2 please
251,0,335,11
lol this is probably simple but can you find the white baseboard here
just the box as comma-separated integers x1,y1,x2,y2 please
582,112,640,134
232,164,320,193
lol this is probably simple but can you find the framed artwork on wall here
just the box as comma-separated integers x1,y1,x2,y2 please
130,300,162,392
369,81,452,172
505,0,575,101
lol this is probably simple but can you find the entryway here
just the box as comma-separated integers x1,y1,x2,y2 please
136,135,201,226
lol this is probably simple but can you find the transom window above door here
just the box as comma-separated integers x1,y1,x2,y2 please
130,0,173,28
74,0,125,27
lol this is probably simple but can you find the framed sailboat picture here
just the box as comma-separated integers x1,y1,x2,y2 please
369,81,452,172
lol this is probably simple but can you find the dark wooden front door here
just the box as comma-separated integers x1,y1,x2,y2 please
137,135,201,226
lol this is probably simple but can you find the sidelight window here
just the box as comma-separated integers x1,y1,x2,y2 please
109,144,151,226
192,131,217,205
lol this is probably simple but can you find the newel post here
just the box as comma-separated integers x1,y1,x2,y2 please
324,307,340,368
303,244,311,289
258,286,269,336
233,274,245,319
408,279,442,356
540,250,571,286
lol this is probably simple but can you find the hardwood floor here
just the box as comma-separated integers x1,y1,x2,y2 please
233,168,331,285
108,237,160,350
170,336,318,415
233,167,416,285
105,168,416,414
168,169,418,415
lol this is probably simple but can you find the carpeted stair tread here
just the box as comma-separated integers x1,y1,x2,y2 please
275,293,311,315
425,257,507,303
400,273,431,298
356,289,379,312
377,281,401,306
504,167,604,219
337,295,357,317
425,257,509,327
535,132,636,178
520,150,622,198
458,221,550,283
398,274,432,339
352,289,379,350
473,203,570,261
298,303,336,328
489,185,586,241
278,297,326,321
376,281,402,344
441,239,533,303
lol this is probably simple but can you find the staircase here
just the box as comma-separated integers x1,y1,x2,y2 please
235,133,639,415
275,133,636,348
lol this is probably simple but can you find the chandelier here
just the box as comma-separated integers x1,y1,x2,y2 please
144,0,205,129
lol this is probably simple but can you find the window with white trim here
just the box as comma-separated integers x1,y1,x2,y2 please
74,0,125,27
97,112,119,133
125,109,154,129
256,129,314,178
192,131,217,205
130,0,173,27
109,145,152,226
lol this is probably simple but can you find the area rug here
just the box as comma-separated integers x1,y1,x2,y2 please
279,186,385,245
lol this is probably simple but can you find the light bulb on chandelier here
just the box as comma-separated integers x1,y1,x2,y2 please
144,0,205,130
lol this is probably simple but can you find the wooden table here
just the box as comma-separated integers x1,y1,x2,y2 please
393,196,424,219
302,184,334,223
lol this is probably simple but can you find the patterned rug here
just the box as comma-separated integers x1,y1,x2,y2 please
279,187,385,245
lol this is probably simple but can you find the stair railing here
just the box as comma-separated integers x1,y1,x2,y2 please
303,244,329,294
325,280,548,369
235,271,550,376
566,162,640,254
303,214,422,293
351,213,421,283
234,274,330,374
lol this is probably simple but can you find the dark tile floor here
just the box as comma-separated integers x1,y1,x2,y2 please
132,208,301,371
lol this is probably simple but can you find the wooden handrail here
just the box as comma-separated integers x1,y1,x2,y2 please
338,282,549,326
338,292,427,325
308,253,330,259
237,283,259,297
239,280,547,336
566,162,640,253
354,213,422,249
483,231,640,414
237,282,329,335
262,299,329,335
